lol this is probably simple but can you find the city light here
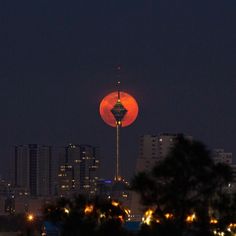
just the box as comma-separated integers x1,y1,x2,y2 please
99,213,106,219
27,213,34,222
124,208,131,215
186,213,196,223
64,208,70,214
210,218,218,224
124,208,131,221
213,230,225,236
165,213,173,219
229,223,236,228
142,209,154,225
84,205,94,214
111,200,119,207
118,215,124,222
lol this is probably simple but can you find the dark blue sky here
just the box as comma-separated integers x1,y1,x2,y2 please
1,0,236,180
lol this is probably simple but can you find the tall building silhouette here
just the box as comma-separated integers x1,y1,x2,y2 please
212,149,236,186
130,133,192,221
136,133,192,173
13,144,52,196
57,144,100,196
212,149,233,165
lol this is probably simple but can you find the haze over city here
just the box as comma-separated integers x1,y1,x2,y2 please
1,0,236,180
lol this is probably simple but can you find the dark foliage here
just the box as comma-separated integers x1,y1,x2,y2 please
132,136,235,236
42,195,131,236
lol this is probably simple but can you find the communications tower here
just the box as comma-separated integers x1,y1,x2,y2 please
99,82,138,181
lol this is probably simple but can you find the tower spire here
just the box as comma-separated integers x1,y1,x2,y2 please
116,65,121,101
117,81,120,101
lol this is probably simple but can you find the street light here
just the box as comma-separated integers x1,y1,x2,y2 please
27,213,34,222
26,213,35,236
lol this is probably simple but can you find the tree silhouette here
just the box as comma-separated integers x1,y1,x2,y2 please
42,195,130,236
132,136,234,236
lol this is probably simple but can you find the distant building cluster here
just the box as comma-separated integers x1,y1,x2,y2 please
0,143,100,215
57,144,100,197
12,144,100,198
0,133,234,220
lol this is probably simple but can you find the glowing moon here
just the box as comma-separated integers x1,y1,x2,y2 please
99,91,139,127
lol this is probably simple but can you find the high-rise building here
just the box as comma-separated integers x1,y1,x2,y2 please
79,145,100,195
57,144,100,196
136,133,192,173
57,164,75,197
131,133,192,221
212,148,236,185
212,149,233,165
13,144,52,196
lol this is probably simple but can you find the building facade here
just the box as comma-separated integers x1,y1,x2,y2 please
136,133,192,173
131,133,192,221
57,144,100,197
13,144,52,196
212,148,236,189
212,149,233,165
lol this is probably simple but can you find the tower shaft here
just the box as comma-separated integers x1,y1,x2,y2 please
110,82,127,181
116,124,120,181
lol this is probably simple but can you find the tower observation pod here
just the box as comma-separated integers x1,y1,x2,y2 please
99,82,139,181
111,83,127,180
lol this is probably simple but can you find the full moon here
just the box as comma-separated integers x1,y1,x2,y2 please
99,91,139,127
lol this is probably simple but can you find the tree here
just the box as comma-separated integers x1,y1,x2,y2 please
132,136,234,236
42,195,130,236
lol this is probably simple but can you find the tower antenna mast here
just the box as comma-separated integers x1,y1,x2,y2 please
111,66,127,181
99,69,139,182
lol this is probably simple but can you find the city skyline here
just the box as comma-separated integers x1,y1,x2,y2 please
1,133,234,219
1,1,236,180
5,133,235,183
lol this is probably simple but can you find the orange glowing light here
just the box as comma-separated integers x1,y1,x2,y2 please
27,213,34,222
210,218,218,224
165,213,173,219
84,205,94,214
99,91,138,127
186,213,196,223
111,200,119,207
118,215,124,222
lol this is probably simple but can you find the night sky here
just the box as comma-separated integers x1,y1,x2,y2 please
1,0,236,180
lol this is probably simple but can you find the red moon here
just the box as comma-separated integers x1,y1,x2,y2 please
99,91,139,127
